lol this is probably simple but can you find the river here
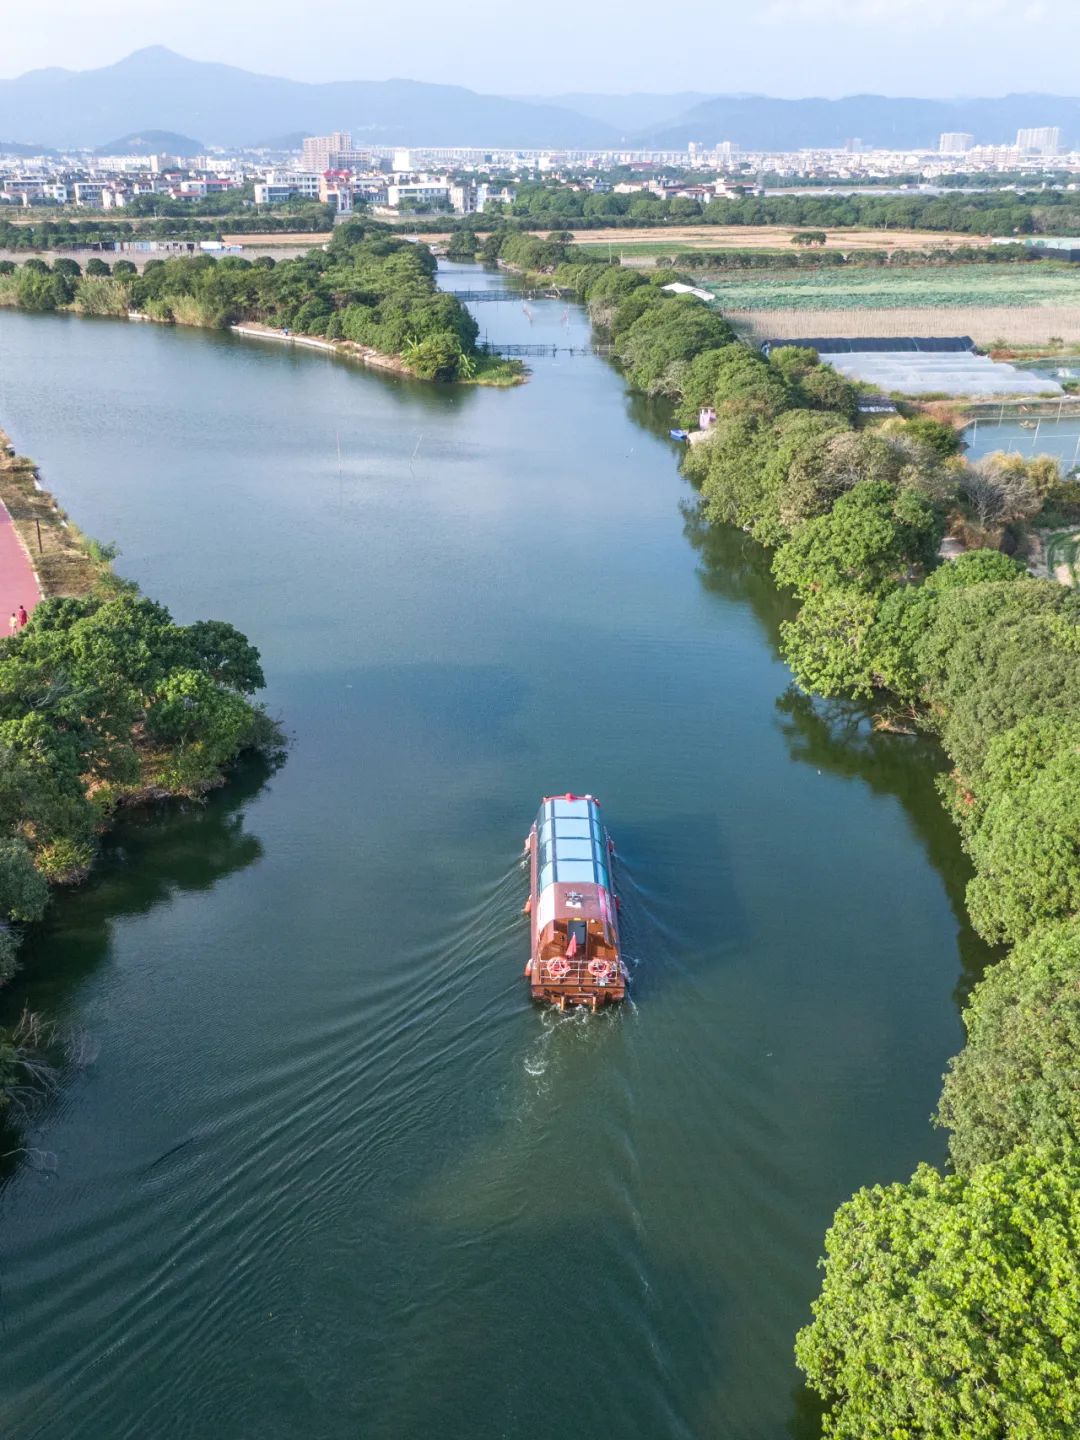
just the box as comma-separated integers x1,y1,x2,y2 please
0,263,990,1440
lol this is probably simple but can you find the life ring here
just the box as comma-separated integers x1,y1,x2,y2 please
588,959,609,978
548,957,571,980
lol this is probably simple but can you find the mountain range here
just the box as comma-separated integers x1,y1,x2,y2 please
0,48,1078,154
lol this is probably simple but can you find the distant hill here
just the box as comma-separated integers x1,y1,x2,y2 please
517,91,717,135
250,131,311,152
0,47,617,150
95,129,204,156
641,93,1080,151
3,50,1079,153
0,138,55,157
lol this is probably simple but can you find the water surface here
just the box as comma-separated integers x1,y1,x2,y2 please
0,265,988,1439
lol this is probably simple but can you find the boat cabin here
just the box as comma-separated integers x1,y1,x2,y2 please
525,794,625,1010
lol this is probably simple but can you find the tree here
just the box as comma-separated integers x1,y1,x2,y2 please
796,1146,1080,1440
773,481,941,599
687,413,776,539
780,431,906,530
0,838,48,924
180,619,265,694
899,414,963,459
919,579,1080,783
965,734,1080,943
405,331,464,381
614,295,734,396
960,451,1047,536
938,916,1080,1168
780,588,881,698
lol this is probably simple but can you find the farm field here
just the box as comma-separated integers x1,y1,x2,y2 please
728,305,1080,347
702,263,1080,310
571,224,974,252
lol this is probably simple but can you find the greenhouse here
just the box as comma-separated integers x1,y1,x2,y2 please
823,351,1062,397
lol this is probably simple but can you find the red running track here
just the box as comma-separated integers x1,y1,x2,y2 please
0,501,41,635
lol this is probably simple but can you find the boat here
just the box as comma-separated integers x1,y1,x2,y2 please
669,428,689,442
523,794,626,1011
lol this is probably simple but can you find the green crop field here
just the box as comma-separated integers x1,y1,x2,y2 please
702,265,1080,311
578,241,787,260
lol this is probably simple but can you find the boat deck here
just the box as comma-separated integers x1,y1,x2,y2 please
526,794,626,1010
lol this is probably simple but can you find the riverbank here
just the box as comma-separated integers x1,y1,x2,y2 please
538,241,1080,1431
0,428,102,597
0,266,974,1438
0,422,284,1021
0,241,526,386
231,322,412,375
229,320,525,385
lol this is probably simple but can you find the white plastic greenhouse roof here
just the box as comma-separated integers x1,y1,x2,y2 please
824,352,1063,398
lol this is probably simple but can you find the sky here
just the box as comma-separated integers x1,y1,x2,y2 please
0,0,1071,97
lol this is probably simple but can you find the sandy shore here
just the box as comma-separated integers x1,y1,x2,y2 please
229,322,414,374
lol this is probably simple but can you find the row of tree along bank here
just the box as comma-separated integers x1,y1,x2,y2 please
663,241,1058,271
0,206,334,251
481,185,1080,237
0,436,286,1112
0,223,522,385
481,226,1080,1434
10,186,1080,255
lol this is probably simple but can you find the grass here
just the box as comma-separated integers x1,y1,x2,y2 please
466,355,527,386
701,264,1080,311
0,433,116,598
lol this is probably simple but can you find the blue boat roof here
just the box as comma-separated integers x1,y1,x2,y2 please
535,796,610,894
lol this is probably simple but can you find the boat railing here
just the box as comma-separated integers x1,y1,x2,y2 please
539,956,622,991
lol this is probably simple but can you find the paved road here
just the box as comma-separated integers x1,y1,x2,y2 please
0,501,41,634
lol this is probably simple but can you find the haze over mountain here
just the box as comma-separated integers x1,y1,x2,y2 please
641,93,1080,151
516,91,717,134
94,129,204,156
0,48,617,150
1,48,1079,153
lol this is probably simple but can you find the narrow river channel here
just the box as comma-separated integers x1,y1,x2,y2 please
0,263,991,1440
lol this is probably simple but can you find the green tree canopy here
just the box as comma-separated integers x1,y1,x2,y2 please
773,480,942,599
938,916,1080,1168
966,729,1080,943
796,1145,1080,1440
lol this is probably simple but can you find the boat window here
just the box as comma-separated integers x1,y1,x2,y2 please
553,799,590,819
554,859,596,883
568,920,587,949
536,799,611,895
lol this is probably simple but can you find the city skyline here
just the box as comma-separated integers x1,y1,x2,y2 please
3,0,1075,99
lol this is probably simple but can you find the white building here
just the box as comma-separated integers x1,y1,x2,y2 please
1016,127,1061,155
449,181,477,215
253,170,321,204
939,132,974,153
385,181,450,211
73,181,108,207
